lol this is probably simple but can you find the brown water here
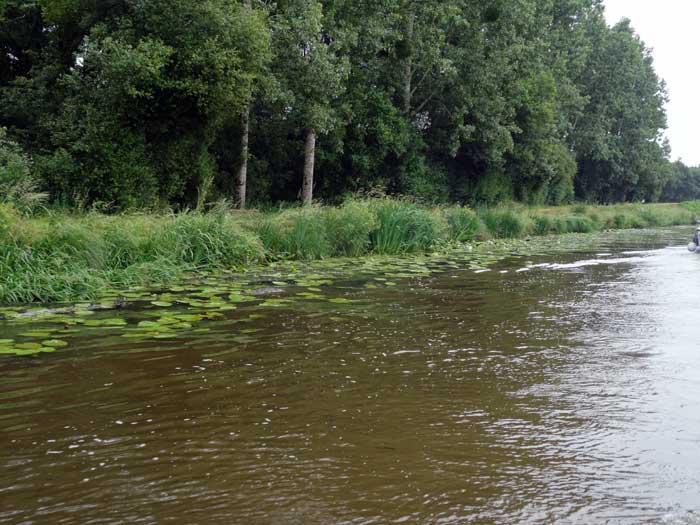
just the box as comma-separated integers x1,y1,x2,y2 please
2,228,700,524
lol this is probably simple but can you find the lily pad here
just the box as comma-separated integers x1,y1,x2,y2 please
328,298,353,304
259,299,292,308
227,294,253,303
137,320,161,329
151,301,173,308
12,349,42,356
19,331,52,338
174,314,204,322
42,340,69,348
15,342,43,350
84,318,127,327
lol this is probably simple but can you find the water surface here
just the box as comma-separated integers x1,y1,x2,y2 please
2,228,700,524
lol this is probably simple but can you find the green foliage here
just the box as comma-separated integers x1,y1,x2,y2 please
573,19,669,203
681,201,700,215
255,207,332,261
324,199,377,257
0,0,674,209
270,0,348,134
370,199,445,254
444,206,478,242
0,210,265,303
0,199,694,304
0,127,45,211
467,171,514,207
478,207,527,238
662,162,700,202
531,214,595,235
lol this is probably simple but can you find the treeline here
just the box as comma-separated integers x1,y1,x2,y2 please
0,0,681,209
662,162,700,202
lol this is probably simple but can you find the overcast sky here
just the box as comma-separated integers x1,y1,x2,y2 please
604,0,700,166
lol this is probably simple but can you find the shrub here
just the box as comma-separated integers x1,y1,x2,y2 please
532,215,554,236
470,171,514,207
0,128,46,212
561,216,596,233
255,207,331,261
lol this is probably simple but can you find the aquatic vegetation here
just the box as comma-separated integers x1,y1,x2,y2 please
0,226,684,358
479,207,528,238
0,200,693,305
443,207,479,242
371,199,446,254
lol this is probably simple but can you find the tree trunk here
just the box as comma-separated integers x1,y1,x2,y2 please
302,128,316,206
236,107,249,209
402,13,414,115
394,11,414,194
235,0,253,209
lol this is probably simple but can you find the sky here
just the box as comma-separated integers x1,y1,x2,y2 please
604,0,700,166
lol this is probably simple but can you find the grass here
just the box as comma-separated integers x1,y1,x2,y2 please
0,199,696,305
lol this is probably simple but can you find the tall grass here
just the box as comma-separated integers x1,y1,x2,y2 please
370,199,447,254
0,207,264,303
478,207,528,238
0,199,694,304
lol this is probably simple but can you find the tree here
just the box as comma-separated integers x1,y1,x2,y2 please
1,0,269,208
270,0,348,205
661,161,700,202
234,0,271,209
573,19,669,202
0,0,673,208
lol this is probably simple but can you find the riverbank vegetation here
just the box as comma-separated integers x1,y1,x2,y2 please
1,199,695,304
2,1,699,305
0,0,694,210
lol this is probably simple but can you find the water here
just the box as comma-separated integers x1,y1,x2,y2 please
2,228,700,524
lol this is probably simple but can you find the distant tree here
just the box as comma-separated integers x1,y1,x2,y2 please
573,19,669,202
661,161,700,202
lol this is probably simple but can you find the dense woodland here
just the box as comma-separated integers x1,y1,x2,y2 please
0,0,696,210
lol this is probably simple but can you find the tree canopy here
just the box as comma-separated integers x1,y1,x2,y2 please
0,0,685,209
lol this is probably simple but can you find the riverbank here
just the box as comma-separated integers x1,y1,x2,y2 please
0,199,696,304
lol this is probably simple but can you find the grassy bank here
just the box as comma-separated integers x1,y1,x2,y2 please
0,199,696,304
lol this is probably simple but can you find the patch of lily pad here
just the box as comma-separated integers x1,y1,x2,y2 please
1,230,626,358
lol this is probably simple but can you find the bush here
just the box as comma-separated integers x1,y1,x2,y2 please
0,128,46,212
561,216,596,233
154,212,265,267
469,171,514,207
532,215,554,235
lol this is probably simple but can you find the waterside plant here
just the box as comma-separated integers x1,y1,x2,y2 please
0,199,696,304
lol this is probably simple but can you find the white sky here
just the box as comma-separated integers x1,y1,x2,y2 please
604,0,700,166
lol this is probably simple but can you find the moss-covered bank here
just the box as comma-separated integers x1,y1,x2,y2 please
0,199,696,304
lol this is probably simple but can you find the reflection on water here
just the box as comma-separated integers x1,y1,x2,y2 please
2,228,700,524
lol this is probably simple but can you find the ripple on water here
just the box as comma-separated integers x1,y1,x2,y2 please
1,227,700,524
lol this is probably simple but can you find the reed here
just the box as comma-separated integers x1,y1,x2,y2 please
0,199,694,304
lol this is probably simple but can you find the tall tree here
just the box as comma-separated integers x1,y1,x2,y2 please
234,0,271,209
573,18,669,202
270,0,348,205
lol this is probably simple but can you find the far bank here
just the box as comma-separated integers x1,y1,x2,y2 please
0,199,696,305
